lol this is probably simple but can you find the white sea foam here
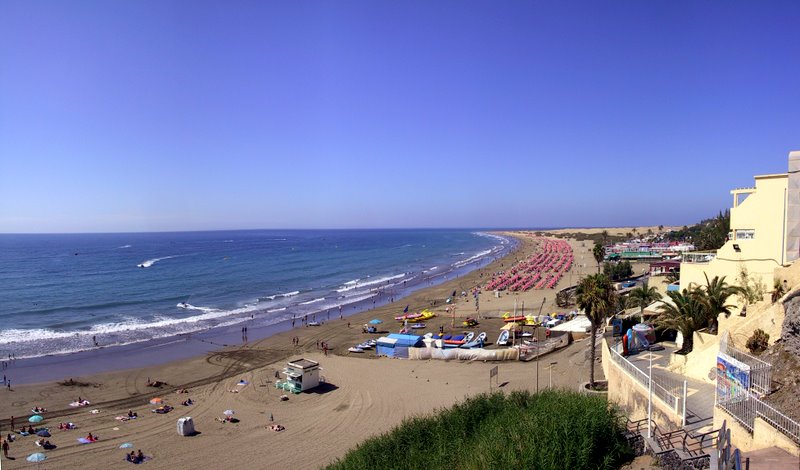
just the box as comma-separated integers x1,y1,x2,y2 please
299,297,325,305
117,244,132,249
474,232,510,244
423,266,439,273
178,303,219,313
223,240,234,243
453,249,492,268
260,290,300,301
336,274,405,293
137,255,179,268
267,307,287,313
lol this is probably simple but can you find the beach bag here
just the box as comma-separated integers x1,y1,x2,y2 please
177,417,195,436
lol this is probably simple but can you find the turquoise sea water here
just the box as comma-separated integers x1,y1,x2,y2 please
0,229,512,359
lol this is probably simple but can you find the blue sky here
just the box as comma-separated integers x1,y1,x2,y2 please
1,1,798,233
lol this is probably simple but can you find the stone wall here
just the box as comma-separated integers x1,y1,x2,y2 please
603,339,683,431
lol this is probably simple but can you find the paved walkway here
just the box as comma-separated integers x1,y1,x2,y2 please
621,343,716,432
740,446,800,469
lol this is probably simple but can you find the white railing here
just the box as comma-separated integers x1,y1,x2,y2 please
719,337,772,397
682,252,717,264
608,344,683,412
717,388,800,445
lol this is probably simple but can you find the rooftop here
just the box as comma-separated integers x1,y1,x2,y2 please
288,358,319,369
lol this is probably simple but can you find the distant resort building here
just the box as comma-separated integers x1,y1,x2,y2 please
605,242,694,263
648,260,680,277
680,151,800,297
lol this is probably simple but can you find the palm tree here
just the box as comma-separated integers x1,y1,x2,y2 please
592,242,605,273
576,274,617,388
626,281,661,322
655,289,708,353
701,274,741,333
601,230,609,246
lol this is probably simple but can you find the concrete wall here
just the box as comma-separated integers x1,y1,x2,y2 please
714,407,800,457
786,151,800,264
681,168,790,298
603,339,683,431
668,331,719,383
667,295,787,384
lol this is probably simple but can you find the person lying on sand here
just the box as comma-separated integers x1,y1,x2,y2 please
151,405,173,414
85,432,98,442
228,389,239,393
146,380,165,387
181,399,193,406
176,388,188,394
32,406,47,413
268,424,285,432
127,410,138,418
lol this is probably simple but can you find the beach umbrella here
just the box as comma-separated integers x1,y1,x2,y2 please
119,443,134,449
36,430,51,437
28,415,44,423
27,452,47,470
149,397,163,405
369,319,382,325
223,409,235,416
27,452,47,463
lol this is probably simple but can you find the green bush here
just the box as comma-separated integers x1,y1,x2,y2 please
326,390,632,470
603,261,633,281
746,329,770,354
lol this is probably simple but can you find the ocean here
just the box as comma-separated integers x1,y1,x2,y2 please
0,229,513,360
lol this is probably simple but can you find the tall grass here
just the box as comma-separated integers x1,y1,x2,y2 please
327,390,632,470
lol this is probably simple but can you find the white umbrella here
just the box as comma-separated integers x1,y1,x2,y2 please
223,409,235,416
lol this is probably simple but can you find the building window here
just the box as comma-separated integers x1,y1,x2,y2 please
735,229,755,240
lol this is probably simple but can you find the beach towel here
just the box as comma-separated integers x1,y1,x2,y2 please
78,437,99,444
69,401,90,407
90,409,100,414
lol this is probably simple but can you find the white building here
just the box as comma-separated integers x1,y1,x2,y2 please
281,358,320,392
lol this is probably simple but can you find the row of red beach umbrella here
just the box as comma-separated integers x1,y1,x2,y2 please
484,238,573,291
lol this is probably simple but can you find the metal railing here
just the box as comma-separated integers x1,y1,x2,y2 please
682,251,717,264
719,335,772,396
608,344,682,412
717,389,800,445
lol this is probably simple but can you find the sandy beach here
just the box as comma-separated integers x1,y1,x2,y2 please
0,231,647,469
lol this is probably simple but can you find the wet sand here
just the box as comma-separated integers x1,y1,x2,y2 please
0,231,632,469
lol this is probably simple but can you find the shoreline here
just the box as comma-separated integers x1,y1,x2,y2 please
3,232,518,384
0,231,623,469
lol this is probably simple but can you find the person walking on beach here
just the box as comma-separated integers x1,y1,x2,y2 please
6,379,10,391
2,436,10,459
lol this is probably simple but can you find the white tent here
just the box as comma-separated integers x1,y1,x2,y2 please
177,417,195,436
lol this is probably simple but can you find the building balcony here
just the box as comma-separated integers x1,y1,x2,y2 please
681,251,717,264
